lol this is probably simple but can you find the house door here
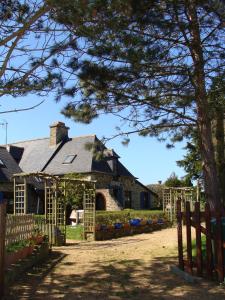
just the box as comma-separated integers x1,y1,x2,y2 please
96,193,106,210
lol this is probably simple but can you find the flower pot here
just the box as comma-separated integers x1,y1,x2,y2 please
130,219,141,226
35,235,44,245
5,245,34,268
123,223,131,229
140,220,147,226
100,224,107,231
27,245,34,255
114,223,123,229
157,218,164,225
107,225,114,231
95,224,101,231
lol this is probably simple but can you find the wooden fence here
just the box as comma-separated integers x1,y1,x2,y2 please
34,217,57,246
0,212,56,299
177,200,225,282
0,200,6,299
5,215,62,247
5,214,34,246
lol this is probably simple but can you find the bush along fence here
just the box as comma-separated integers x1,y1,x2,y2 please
95,211,170,240
177,200,225,282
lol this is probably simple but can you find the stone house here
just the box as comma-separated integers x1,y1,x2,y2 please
147,182,165,209
1,121,157,212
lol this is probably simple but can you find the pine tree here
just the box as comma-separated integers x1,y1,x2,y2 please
0,0,79,102
51,0,225,212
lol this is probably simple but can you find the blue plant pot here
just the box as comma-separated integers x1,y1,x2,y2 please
114,223,123,229
100,224,107,231
157,218,164,225
129,219,141,226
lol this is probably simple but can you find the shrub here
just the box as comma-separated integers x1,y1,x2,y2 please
96,210,166,225
6,239,32,253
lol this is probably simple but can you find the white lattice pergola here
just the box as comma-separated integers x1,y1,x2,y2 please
163,187,198,221
13,172,96,244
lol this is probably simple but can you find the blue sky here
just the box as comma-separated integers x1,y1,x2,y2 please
0,94,186,185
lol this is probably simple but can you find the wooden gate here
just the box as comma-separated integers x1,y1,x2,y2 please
177,200,225,282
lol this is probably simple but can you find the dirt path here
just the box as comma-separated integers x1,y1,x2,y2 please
5,227,225,299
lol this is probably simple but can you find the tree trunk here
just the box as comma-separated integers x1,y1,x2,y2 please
197,115,222,212
214,108,225,205
186,1,223,213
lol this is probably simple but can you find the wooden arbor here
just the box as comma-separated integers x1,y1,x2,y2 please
163,187,197,221
13,172,96,243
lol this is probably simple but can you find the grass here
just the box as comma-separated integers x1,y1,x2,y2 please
66,225,84,240
192,235,207,259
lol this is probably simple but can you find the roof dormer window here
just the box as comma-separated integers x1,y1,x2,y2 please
63,154,76,164
0,159,6,167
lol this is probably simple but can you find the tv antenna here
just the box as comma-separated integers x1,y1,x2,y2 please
0,120,8,146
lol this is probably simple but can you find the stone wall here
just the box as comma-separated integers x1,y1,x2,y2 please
0,182,13,192
90,173,153,211
96,188,122,210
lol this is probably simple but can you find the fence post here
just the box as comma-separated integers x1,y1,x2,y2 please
177,200,184,270
205,203,213,279
186,201,193,274
0,197,6,299
216,213,224,282
195,201,202,276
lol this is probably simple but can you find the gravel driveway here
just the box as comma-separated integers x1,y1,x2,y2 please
5,227,225,299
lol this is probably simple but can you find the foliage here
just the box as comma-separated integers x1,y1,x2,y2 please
6,239,33,253
164,172,192,188
1,1,225,210
177,74,225,200
59,173,92,209
96,210,165,225
50,0,225,210
66,225,83,240
0,0,83,111
192,235,206,260
177,131,203,182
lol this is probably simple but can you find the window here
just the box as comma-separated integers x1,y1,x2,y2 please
0,159,5,167
124,191,132,208
140,192,150,209
63,154,76,164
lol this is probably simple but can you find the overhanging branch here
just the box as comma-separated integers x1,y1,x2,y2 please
0,100,45,114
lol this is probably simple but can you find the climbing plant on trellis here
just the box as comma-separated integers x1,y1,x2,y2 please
13,172,96,244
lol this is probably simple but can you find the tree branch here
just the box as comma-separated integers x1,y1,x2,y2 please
0,100,45,114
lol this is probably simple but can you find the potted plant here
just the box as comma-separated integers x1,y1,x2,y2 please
5,239,34,267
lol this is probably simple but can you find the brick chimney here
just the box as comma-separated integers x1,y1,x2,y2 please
49,121,69,146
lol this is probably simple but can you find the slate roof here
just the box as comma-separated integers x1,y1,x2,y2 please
9,135,135,178
0,147,22,182
44,135,95,174
10,138,62,173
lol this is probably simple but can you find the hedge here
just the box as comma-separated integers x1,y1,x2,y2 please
96,209,166,225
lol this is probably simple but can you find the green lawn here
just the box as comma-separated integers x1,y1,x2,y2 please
66,225,84,240
192,235,207,259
